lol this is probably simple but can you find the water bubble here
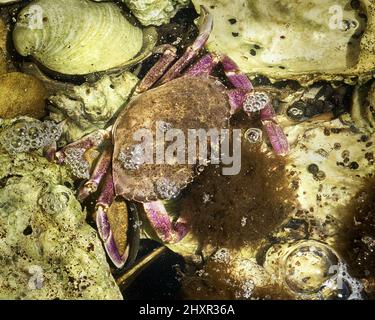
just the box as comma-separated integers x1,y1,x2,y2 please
16,127,27,137
282,241,340,295
39,190,70,215
28,126,39,139
212,248,231,264
64,148,90,179
11,138,22,149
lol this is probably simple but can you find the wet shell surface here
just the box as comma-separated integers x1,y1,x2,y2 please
13,0,144,76
192,0,375,84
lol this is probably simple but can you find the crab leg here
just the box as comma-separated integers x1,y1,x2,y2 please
260,105,290,156
96,173,130,269
78,147,113,202
221,55,254,114
158,6,213,84
221,55,253,92
220,55,289,156
135,45,177,94
143,201,189,244
55,128,112,164
185,53,219,77
44,141,58,162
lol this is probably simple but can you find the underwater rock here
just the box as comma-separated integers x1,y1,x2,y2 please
0,73,48,119
0,146,122,299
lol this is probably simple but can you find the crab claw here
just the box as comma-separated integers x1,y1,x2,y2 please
95,173,129,269
143,201,189,244
78,147,112,202
96,205,130,269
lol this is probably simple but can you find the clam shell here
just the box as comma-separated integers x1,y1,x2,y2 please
13,0,144,76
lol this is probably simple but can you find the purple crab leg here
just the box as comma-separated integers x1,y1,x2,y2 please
185,53,219,77
221,55,254,114
96,173,130,269
227,89,249,114
221,55,253,92
261,104,290,156
55,128,112,164
220,54,289,156
143,201,189,244
158,6,213,84
135,45,177,94
77,147,113,202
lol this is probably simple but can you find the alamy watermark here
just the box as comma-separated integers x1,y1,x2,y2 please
119,122,243,176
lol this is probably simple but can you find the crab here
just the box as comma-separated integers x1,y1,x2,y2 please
50,6,289,268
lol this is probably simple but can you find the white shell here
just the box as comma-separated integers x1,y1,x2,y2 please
13,0,144,75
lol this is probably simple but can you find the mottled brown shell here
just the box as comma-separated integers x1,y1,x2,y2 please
112,76,230,203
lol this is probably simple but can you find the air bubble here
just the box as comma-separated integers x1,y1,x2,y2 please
64,148,90,179
28,126,39,139
243,92,270,113
39,190,70,215
119,145,145,171
154,178,180,200
0,119,62,155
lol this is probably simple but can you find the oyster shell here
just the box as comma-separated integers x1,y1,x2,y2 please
48,71,138,143
0,123,122,299
0,0,21,5
352,80,375,133
122,0,190,26
192,0,375,84
13,0,147,76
